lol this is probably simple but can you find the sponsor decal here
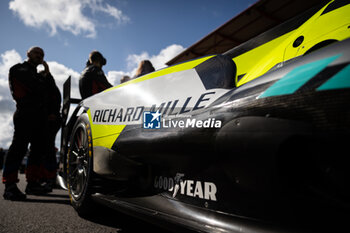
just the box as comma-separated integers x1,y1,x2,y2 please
92,106,144,123
143,111,161,129
162,117,221,129
154,173,217,201
142,110,222,129
92,91,217,124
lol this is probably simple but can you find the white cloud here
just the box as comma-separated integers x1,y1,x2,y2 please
0,113,14,148
126,44,185,77
0,49,22,106
0,49,22,88
150,44,186,69
107,70,131,86
9,0,129,38
90,2,130,23
126,52,149,71
107,44,185,84
0,50,23,148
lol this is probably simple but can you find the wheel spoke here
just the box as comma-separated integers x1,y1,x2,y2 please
68,123,91,200
82,166,87,178
78,169,85,192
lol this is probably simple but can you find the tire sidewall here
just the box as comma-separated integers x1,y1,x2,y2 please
67,113,94,214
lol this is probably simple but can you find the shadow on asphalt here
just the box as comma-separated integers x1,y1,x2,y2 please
80,204,174,233
23,197,71,205
24,191,174,232
26,193,69,199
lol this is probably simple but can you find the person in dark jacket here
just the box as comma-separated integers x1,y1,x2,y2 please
79,51,112,99
25,67,61,194
2,47,51,200
38,69,62,191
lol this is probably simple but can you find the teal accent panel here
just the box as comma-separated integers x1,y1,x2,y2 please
259,54,341,98
317,64,350,91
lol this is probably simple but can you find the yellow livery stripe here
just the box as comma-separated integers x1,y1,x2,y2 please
87,109,126,149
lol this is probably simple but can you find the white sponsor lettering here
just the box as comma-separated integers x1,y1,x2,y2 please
154,174,217,201
205,182,217,201
162,118,222,129
193,181,203,199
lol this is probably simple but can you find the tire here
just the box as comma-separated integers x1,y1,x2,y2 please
67,113,96,215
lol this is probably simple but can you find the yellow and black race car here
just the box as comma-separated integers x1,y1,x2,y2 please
59,1,350,232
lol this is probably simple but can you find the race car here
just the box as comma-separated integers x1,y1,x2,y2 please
59,1,350,232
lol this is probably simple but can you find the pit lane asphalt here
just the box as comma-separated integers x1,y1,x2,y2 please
0,172,171,233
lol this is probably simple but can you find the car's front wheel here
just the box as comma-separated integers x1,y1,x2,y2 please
67,113,96,215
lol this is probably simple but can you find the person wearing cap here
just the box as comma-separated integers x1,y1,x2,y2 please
79,50,112,99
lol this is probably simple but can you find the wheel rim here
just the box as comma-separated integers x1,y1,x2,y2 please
69,123,90,200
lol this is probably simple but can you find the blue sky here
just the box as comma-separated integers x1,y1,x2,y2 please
0,0,255,147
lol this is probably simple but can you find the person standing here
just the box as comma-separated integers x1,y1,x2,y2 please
79,50,112,99
38,68,62,192
120,75,131,84
134,60,155,78
2,47,51,200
